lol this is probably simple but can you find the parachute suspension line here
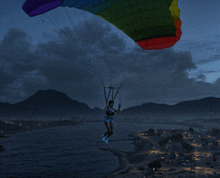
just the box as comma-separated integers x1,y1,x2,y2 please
80,9,109,86
119,92,121,103
64,8,106,94
112,89,114,100
113,84,122,101
79,7,120,104
106,86,112,102
81,9,91,35
79,9,106,86
104,84,122,106
30,1,75,42
63,7,83,42
64,8,104,90
104,86,107,106
43,12,75,41
62,8,77,40
63,8,88,42
64,8,75,30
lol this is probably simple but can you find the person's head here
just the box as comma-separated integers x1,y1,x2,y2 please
108,100,114,107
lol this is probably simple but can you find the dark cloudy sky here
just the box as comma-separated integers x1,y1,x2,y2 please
1,0,220,109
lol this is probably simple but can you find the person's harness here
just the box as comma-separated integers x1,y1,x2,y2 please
105,106,115,118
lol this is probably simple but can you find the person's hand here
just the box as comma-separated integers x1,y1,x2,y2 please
118,103,122,108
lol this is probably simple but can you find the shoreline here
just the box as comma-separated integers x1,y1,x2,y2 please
0,119,81,136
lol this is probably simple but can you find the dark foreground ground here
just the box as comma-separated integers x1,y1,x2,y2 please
103,128,220,178
1,116,220,178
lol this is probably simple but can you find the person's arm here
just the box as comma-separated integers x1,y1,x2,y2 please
114,103,121,113
103,106,108,117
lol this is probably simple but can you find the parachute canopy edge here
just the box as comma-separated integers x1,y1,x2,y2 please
22,0,64,17
22,0,182,50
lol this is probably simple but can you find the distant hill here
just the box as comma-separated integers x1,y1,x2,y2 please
121,97,220,115
173,97,220,111
14,89,92,114
92,107,103,113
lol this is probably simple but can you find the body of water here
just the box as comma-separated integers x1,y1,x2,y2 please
0,123,119,178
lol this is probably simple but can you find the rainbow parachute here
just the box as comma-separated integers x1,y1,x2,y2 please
22,0,182,50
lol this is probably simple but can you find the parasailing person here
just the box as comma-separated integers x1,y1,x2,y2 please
102,85,122,143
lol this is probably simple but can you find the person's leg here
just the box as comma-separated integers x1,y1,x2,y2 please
102,120,111,142
104,131,109,136
107,120,114,138
104,121,111,136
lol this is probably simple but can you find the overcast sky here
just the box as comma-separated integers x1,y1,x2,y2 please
1,0,220,109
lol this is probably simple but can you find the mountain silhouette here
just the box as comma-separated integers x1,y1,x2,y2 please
173,97,220,111
121,97,220,115
0,90,220,116
14,89,92,114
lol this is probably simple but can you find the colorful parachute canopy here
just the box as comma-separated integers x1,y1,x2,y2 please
22,0,182,50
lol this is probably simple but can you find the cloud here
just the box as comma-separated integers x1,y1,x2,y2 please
195,55,220,65
0,16,220,108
